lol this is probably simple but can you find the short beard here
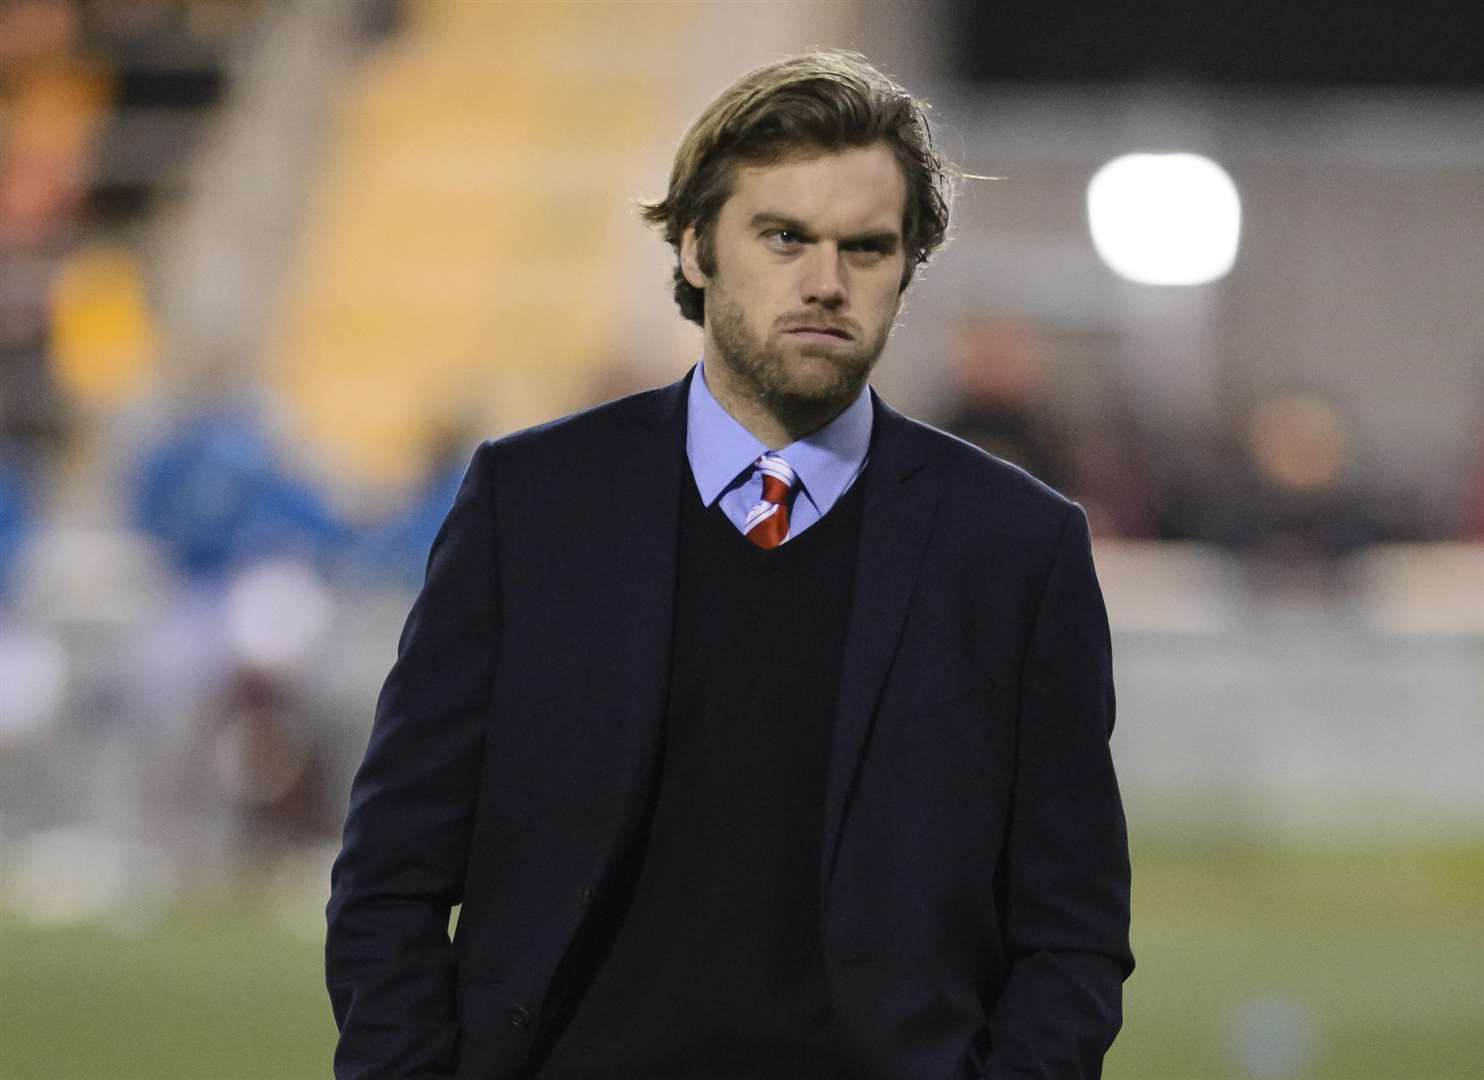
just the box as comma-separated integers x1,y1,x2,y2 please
705,285,893,426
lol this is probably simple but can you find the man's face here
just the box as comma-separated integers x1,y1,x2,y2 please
681,143,909,414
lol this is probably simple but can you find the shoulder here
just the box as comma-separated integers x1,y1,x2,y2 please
502,384,674,451
884,408,1078,539
466,380,682,476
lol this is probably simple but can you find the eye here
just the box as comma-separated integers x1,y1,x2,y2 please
763,229,804,251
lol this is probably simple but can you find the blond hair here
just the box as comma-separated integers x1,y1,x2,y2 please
640,49,954,326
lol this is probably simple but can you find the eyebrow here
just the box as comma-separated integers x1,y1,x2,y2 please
747,211,901,250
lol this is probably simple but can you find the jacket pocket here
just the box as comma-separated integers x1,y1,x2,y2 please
455,975,535,1079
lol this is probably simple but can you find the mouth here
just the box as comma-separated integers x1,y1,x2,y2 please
785,326,854,342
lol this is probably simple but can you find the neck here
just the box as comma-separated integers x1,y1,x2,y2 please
701,355,858,449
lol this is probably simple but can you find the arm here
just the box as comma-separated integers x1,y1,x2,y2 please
978,505,1134,1078
326,443,500,1079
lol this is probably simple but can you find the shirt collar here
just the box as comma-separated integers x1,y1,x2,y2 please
686,361,873,508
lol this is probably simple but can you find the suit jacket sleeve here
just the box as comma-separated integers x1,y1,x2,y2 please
326,442,500,1079
979,504,1134,1078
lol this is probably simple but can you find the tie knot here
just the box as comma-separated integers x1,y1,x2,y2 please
743,454,796,549
755,454,796,505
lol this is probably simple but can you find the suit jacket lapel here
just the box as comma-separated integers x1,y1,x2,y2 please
822,391,938,890
596,370,690,865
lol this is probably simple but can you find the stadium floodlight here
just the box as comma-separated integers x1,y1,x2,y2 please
1087,152,1242,286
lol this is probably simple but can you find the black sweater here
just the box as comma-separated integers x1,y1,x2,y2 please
540,464,866,1078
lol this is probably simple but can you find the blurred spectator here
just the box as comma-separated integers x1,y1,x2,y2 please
0,0,111,455
939,315,1072,493
939,315,1158,536
129,404,348,580
339,421,473,588
207,664,337,851
1185,392,1386,556
1065,417,1160,539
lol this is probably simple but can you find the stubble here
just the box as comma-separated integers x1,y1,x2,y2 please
705,285,894,431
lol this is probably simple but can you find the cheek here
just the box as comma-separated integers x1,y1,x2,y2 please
861,275,903,321
728,274,791,328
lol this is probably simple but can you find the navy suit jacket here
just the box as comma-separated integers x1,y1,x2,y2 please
326,369,1133,1079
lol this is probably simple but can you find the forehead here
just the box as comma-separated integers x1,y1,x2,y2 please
722,143,907,237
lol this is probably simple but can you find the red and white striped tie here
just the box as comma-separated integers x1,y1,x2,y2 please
743,454,796,549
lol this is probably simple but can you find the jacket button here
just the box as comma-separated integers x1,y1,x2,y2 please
509,1003,531,1028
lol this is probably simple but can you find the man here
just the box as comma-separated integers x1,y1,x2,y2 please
327,50,1132,1079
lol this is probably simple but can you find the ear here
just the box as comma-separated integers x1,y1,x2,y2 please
679,226,707,290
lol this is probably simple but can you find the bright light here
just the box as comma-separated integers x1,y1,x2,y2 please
1087,153,1241,286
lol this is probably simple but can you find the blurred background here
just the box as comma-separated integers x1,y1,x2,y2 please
0,1,1479,1077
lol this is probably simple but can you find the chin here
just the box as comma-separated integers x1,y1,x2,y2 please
790,344,873,383
773,358,869,406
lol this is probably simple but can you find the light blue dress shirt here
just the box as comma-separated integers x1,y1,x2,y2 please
685,362,873,543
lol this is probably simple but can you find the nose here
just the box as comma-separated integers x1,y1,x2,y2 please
800,243,846,307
